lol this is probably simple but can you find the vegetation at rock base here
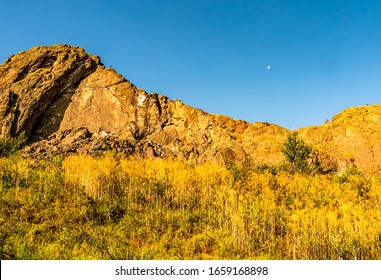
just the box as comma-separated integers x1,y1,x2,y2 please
281,132,322,175
1,153,381,260
0,132,27,158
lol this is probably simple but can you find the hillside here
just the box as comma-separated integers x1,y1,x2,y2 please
1,45,381,261
0,44,380,174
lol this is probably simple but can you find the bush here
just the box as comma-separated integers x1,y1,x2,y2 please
281,132,321,174
0,132,27,158
335,167,363,184
255,164,278,175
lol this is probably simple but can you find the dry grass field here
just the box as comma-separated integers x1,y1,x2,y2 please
1,153,381,260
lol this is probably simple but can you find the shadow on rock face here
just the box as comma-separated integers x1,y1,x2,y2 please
0,44,102,141
31,90,75,141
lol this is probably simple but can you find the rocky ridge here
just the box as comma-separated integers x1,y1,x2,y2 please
1,45,380,174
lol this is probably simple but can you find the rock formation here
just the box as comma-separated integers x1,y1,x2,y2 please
0,45,101,138
1,44,381,174
300,105,381,174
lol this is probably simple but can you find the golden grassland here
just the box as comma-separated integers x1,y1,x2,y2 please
1,153,381,260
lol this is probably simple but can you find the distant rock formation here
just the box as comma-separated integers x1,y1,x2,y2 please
1,44,380,174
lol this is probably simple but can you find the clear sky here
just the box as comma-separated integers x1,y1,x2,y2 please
1,0,381,129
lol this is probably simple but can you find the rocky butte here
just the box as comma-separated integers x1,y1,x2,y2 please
0,44,380,174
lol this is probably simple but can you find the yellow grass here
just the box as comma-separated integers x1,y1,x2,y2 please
1,153,381,259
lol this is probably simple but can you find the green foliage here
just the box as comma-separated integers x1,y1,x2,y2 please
255,164,278,175
281,132,322,174
0,132,27,158
335,167,363,184
334,167,371,200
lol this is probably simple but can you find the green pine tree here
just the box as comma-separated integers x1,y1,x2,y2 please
281,132,321,174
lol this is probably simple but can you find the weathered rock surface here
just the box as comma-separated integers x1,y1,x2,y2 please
1,45,381,174
299,105,381,174
0,45,102,138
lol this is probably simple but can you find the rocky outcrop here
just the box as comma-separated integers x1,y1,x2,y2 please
6,46,288,166
62,66,289,165
22,127,157,159
299,105,381,174
0,45,102,138
1,45,381,174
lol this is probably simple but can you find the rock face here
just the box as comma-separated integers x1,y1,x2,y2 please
299,105,381,175
0,45,101,138
1,45,381,174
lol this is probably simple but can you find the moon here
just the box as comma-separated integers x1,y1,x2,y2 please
266,66,271,70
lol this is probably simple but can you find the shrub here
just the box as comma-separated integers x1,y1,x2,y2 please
335,167,363,184
0,132,27,158
255,164,278,175
281,132,321,174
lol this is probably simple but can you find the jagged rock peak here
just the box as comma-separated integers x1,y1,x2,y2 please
0,44,103,138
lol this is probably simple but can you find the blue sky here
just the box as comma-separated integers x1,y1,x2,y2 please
1,0,380,129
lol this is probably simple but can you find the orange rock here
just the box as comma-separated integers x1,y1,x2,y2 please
1,45,380,174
